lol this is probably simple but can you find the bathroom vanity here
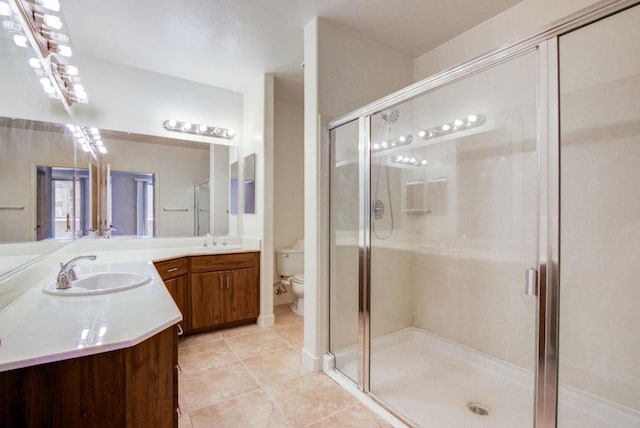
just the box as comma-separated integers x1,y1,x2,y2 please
0,326,178,427
154,251,260,334
0,239,261,428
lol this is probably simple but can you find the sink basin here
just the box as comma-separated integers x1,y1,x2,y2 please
192,245,243,252
43,272,151,296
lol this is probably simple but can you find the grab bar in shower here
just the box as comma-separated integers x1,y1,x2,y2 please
163,208,189,212
0,206,24,210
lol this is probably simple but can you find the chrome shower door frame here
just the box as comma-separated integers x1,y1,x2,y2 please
326,2,638,427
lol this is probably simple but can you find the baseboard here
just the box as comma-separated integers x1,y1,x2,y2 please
257,314,275,328
301,347,322,372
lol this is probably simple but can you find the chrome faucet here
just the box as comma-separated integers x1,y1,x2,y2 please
56,255,97,289
103,225,116,239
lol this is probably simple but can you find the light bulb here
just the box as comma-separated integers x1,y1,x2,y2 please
396,155,403,161
73,83,84,92
183,122,192,130
410,158,416,163
90,127,99,134
381,141,388,148
421,160,428,165
3,20,21,32
418,130,426,138
39,76,52,87
213,127,221,134
54,44,72,57
0,2,10,16
40,0,60,12
81,143,90,152
372,143,380,150
29,58,41,69
98,145,107,154
13,34,28,47
454,119,463,127
43,14,62,30
64,65,78,76
399,135,406,143
43,30,69,44
227,129,235,137
199,124,208,132
66,124,75,132
441,124,451,131
167,119,177,128
403,157,410,162
468,114,478,123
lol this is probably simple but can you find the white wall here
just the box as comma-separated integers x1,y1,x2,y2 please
304,17,414,370
273,100,304,304
242,74,276,326
101,137,209,237
413,0,600,81
72,55,243,147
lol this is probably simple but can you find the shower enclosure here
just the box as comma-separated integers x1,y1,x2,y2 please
328,2,640,427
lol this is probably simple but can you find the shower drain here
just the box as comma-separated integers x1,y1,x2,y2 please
467,402,490,416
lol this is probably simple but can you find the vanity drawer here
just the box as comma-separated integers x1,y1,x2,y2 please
190,252,259,273
155,257,189,280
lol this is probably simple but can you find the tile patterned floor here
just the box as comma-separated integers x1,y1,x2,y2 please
178,304,391,428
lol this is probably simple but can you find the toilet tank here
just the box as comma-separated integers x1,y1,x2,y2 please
276,240,304,277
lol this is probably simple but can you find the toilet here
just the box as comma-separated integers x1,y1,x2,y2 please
276,240,304,315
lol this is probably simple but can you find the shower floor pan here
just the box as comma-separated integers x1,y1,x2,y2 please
332,328,639,428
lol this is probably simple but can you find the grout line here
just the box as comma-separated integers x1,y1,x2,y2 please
301,401,361,427
225,333,297,427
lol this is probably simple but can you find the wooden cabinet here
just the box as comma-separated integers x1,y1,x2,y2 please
189,252,260,332
0,325,179,428
155,257,189,331
154,252,260,335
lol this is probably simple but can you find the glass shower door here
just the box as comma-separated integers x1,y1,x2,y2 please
368,51,539,427
558,5,640,427
329,119,361,383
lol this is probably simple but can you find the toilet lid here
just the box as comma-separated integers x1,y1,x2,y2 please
293,273,304,283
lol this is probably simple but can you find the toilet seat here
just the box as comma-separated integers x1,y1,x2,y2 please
292,273,304,284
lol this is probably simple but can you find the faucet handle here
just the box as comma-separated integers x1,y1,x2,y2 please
68,266,78,281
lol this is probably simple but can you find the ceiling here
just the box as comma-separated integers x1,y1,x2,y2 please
61,0,522,105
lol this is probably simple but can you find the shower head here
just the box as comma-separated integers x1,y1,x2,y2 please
381,109,399,124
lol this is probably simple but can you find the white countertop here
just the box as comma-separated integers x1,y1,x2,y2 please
0,241,260,372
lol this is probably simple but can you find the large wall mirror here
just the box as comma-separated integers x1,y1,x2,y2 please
0,26,241,278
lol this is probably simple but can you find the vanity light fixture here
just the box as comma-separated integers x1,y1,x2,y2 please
162,120,236,140
391,154,428,167
67,124,106,157
4,0,87,107
371,134,413,153
418,114,485,140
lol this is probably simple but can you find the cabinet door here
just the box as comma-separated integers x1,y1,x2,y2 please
164,275,189,332
226,267,259,323
190,272,225,330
